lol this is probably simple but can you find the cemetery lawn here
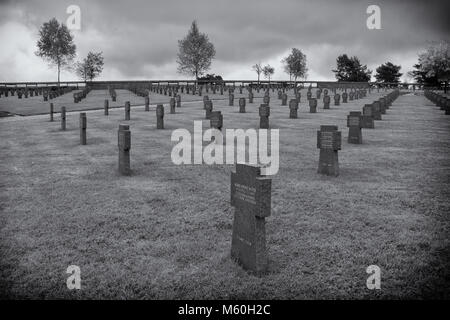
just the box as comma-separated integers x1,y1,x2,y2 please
0,91,449,299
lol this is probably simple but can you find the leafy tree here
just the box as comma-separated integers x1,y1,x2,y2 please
375,62,402,85
177,21,216,80
35,18,76,85
332,54,372,82
75,51,104,81
281,48,308,82
262,65,275,82
409,41,450,87
252,63,263,84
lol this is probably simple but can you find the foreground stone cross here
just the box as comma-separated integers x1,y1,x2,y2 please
342,92,348,103
205,100,213,119
281,93,287,106
229,93,234,106
239,98,246,113
334,93,340,106
210,111,223,131
379,97,387,114
362,104,375,129
61,106,66,131
145,96,150,111
79,113,87,145
203,95,209,109
317,125,341,176
49,103,54,121
323,95,330,109
118,124,131,175
170,98,176,114
347,111,363,144
125,101,131,120
372,101,382,120
309,98,317,113
156,105,164,129
289,99,298,118
231,163,272,273
104,99,109,115
259,104,270,129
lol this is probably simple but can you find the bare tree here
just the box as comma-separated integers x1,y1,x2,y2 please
177,20,216,80
263,65,275,83
252,63,263,84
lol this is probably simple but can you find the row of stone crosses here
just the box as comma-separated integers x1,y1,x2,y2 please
0,86,74,101
49,85,401,274
424,90,450,114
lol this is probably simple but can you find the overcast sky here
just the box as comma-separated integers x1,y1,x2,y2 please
0,0,449,82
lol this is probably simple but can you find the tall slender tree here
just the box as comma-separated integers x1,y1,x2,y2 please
263,65,275,82
177,21,216,80
281,48,308,82
252,63,263,84
35,18,76,85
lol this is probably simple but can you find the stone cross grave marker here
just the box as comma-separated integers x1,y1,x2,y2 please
104,99,109,115
170,98,176,114
281,93,287,106
125,101,131,120
145,96,150,111
205,100,213,119
61,106,66,131
156,105,164,129
372,101,382,120
118,124,131,175
334,93,340,106
342,92,348,103
347,111,363,144
49,103,54,122
79,113,87,145
289,99,298,118
229,93,234,106
309,98,317,113
317,125,341,176
203,95,209,109
210,111,223,136
362,104,375,129
259,104,270,129
239,98,246,113
249,92,254,104
231,163,272,274
379,97,387,114
323,95,330,109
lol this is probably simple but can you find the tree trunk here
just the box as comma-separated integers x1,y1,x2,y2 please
57,63,61,87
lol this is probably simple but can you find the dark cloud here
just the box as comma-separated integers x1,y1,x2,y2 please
1,0,449,81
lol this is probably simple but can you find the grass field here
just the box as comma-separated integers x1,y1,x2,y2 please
0,89,449,299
